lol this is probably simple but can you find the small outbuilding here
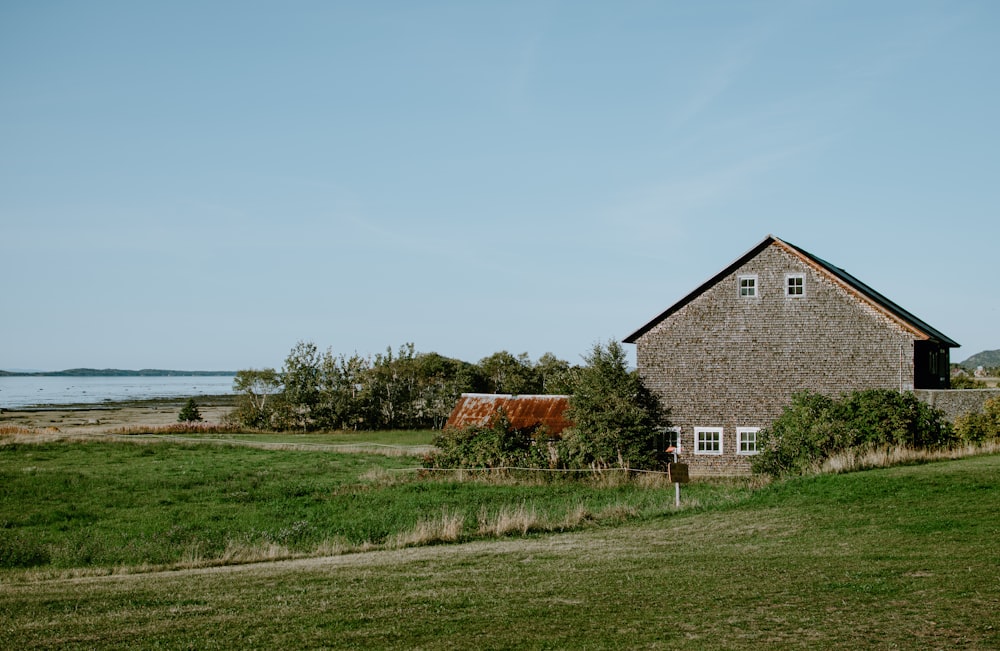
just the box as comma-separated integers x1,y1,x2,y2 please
445,393,572,436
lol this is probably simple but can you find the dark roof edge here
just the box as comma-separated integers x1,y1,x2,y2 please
623,234,959,348
623,235,777,343
777,238,959,348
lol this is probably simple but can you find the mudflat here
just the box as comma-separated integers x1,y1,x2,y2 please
0,397,234,435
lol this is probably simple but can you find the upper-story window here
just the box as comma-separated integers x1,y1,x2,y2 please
738,275,758,298
785,274,805,297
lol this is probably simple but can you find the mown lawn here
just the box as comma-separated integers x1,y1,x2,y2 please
1,444,997,649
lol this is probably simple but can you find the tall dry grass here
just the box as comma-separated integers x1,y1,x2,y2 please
390,509,466,548
477,503,544,537
106,422,241,436
814,440,1000,475
0,425,81,445
0,424,68,438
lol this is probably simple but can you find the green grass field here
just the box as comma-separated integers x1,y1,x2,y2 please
1,438,997,649
0,437,748,572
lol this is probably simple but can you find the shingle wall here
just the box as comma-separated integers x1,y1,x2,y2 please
634,243,917,476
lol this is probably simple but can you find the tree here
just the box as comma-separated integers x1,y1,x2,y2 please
230,368,283,429
315,350,370,431
282,341,322,430
367,343,421,429
535,352,577,394
411,352,480,429
177,398,203,423
560,340,669,470
477,351,541,395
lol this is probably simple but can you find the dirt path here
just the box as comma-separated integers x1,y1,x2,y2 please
6,523,629,588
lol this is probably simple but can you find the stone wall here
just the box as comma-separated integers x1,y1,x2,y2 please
635,243,921,477
914,389,1000,422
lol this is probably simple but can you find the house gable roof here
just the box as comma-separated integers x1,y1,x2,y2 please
623,235,959,348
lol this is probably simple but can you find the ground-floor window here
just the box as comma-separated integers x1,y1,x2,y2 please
654,426,682,454
694,427,723,455
737,427,760,455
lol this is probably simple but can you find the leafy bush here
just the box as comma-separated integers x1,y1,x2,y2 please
752,389,954,478
428,409,551,470
954,396,1000,443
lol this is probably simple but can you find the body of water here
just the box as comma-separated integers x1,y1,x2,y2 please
0,375,235,409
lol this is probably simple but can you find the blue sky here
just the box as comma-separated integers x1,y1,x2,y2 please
2,1,997,372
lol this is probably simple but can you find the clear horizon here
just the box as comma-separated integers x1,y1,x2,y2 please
3,2,997,371
4,344,998,375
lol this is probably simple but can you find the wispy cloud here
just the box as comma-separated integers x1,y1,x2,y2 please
502,1,558,117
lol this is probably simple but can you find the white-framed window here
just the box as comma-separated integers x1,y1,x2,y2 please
694,427,723,455
654,426,681,454
738,274,758,298
785,273,805,297
737,427,760,455
665,426,681,452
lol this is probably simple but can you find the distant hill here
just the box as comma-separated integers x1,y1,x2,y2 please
957,350,1000,370
0,368,235,377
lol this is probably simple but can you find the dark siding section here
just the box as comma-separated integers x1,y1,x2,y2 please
914,341,951,389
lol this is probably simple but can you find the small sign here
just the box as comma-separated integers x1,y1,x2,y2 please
668,462,689,484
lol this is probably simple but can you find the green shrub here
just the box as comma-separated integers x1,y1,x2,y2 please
428,409,551,470
752,389,954,478
954,396,1000,443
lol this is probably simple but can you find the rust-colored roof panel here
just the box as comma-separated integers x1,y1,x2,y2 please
445,393,572,435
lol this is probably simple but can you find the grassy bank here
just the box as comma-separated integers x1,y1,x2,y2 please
0,454,996,649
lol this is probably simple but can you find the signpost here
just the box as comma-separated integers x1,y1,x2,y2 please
665,446,688,507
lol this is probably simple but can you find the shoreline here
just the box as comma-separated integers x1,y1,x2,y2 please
1,395,237,435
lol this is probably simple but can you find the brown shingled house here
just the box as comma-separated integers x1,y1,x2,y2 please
624,235,960,476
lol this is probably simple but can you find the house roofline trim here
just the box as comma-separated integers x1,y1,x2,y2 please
773,238,959,348
623,235,775,344
623,234,959,348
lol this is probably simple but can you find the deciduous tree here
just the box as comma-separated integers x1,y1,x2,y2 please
477,351,541,395
231,368,282,429
282,341,322,430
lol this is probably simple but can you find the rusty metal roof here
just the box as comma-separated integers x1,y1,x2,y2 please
445,393,572,435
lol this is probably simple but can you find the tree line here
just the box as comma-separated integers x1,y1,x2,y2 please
228,341,581,432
